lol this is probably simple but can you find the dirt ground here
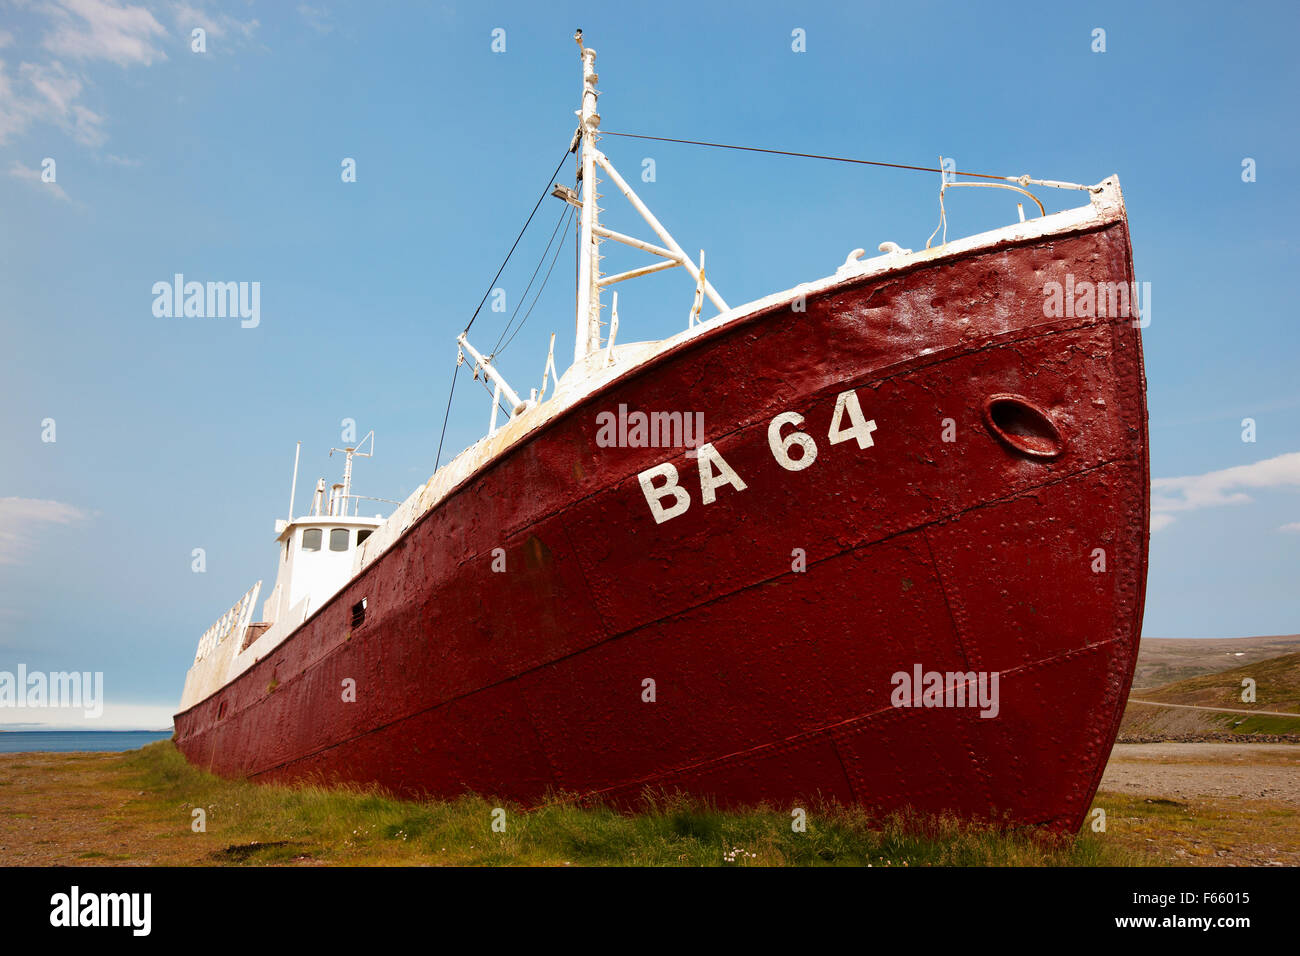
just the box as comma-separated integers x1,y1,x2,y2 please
0,752,162,866
1100,743,1300,805
1094,743,1299,866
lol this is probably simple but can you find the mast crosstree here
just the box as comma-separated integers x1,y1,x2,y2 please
567,30,727,369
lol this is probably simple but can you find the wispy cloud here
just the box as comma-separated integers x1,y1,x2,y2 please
42,0,168,67
0,2,261,147
0,700,176,731
297,4,333,34
9,159,71,200
0,56,105,146
1149,513,1175,532
172,2,260,47
24,59,103,143
1150,451,1300,532
0,497,89,564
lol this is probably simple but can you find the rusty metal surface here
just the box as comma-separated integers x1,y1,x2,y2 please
174,218,1148,833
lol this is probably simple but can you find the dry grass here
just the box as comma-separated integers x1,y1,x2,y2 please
1135,651,1300,713
1090,791,1298,866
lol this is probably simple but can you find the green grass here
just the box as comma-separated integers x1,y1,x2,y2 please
1208,712,1300,734
115,743,1145,866
1120,701,1300,738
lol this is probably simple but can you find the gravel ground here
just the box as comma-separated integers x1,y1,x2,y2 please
1101,743,1300,806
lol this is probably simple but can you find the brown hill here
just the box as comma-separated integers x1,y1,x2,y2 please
1132,635,1300,691
1136,651,1300,714
1120,646,1300,740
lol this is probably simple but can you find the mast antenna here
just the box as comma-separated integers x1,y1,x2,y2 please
329,430,374,516
286,440,301,522
572,29,602,365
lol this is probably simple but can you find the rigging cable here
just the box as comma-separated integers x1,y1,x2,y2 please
435,143,575,468
463,145,574,337
498,203,575,356
438,131,1088,470
491,200,572,356
599,131,1094,191
433,359,460,470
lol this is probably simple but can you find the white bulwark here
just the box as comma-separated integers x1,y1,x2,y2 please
179,441,385,711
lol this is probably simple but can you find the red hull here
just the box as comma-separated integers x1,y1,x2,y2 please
175,217,1149,833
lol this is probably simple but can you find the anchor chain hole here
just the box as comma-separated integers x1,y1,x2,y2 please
982,394,1065,459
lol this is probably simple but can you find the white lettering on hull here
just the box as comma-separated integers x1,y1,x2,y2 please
636,389,878,523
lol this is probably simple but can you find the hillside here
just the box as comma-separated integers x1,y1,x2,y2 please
1136,649,1300,710
1131,635,1300,691
1121,648,1300,739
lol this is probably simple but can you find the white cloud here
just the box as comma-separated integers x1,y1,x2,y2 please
0,57,104,146
20,59,104,144
0,497,89,563
1152,452,1300,512
1149,513,1175,532
41,0,168,67
172,2,260,46
21,57,80,113
0,58,36,142
0,700,177,731
0,2,259,150
1281,521,1300,534
1150,451,1300,532
8,159,70,199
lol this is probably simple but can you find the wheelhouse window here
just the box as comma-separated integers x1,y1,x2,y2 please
357,529,373,546
301,528,322,552
329,528,350,552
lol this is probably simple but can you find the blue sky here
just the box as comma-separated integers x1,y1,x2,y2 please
1,0,1298,728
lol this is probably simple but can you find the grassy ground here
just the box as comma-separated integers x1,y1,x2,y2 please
1120,702,1300,737
9,741,1298,867
1087,791,1297,866
0,742,1162,867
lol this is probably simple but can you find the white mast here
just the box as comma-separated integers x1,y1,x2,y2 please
573,30,603,365
286,440,301,522
329,431,374,516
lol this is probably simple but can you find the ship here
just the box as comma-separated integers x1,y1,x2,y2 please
174,34,1149,834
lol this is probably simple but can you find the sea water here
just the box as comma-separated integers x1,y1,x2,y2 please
0,731,171,753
